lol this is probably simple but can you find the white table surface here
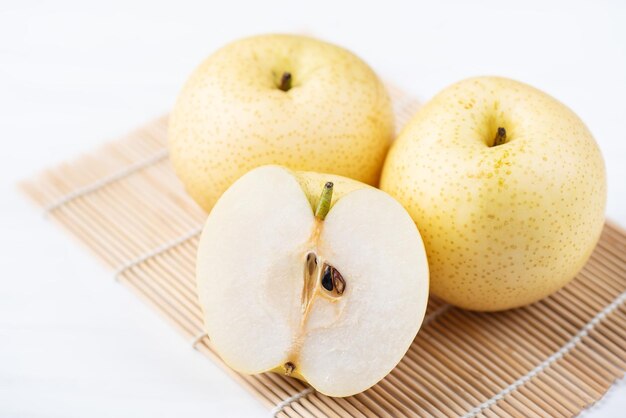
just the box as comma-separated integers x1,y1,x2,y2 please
1,1,625,416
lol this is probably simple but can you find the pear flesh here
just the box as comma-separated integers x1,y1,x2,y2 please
196,165,429,397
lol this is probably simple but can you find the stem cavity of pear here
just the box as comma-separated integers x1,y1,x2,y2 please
492,127,507,147
315,182,334,220
279,72,292,92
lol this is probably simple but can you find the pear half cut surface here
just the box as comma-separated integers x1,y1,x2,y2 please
196,165,429,397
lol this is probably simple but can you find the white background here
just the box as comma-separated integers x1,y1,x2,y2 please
1,0,625,417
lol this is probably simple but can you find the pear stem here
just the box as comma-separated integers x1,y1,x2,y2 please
492,127,507,147
314,182,334,221
279,72,292,91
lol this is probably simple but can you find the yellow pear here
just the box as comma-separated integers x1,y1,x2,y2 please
196,165,429,396
380,76,606,311
169,34,394,212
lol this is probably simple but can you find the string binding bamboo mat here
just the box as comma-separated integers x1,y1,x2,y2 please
20,84,626,418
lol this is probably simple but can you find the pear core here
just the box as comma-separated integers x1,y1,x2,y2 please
196,165,429,396
283,182,349,379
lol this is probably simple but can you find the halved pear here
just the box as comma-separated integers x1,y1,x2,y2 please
196,165,429,397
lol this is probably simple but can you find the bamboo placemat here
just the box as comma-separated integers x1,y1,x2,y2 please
20,85,626,418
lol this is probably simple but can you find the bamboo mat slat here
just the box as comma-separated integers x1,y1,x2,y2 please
20,85,626,418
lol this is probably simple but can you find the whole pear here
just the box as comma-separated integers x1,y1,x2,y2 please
169,34,394,212
380,76,606,311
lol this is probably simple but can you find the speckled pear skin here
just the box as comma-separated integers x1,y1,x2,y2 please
380,77,606,311
169,34,394,212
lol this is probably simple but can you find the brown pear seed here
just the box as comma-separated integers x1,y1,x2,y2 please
306,252,317,277
321,264,346,296
321,265,333,291
332,267,346,295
